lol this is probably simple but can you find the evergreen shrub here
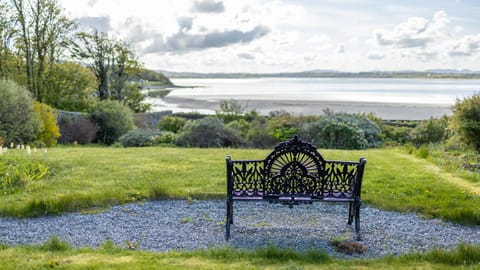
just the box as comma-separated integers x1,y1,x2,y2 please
89,100,135,145
0,79,40,145
176,117,242,147
34,102,61,147
118,129,164,147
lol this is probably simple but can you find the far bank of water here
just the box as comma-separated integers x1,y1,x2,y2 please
146,78,480,120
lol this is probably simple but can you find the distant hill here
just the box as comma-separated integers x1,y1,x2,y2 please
158,69,480,79
134,69,173,85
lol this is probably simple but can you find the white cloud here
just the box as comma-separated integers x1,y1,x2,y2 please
449,34,480,56
60,1,480,72
368,51,384,60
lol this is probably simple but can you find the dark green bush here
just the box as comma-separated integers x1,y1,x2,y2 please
245,120,277,148
301,118,367,149
117,129,164,147
383,125,413,145
176,117,243,147
410,116,449,146
0,79,40,145
300,114,381,149
158,115,187,133
89,100,135,145
451,93,480,152
151,132,177,145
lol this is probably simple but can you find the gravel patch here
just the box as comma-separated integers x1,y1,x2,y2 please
0,200,479,258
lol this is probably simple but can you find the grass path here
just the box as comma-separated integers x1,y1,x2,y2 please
397,152,480,195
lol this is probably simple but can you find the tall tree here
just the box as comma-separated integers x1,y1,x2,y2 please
10,0,75,101
0,2,17,78
73,30,115,100
73,30,148,112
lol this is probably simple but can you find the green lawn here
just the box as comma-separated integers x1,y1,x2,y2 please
0,241,479,269
0,146,479,225
1,146,480,268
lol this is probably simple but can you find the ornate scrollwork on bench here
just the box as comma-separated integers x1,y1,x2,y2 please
225,136,367,241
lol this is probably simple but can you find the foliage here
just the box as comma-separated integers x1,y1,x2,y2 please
42,61,97,112
72,30,116,100
267,115,302,142
301,117,364,149
117,129,164,147
0,150,51,194
73,30,149,112
145,89,171,98
121,83,151,112
300,114,381,149
0,79,40,145
158,116,187,133
134,68,172,85
33,102,60,147
40,236,71,252
382,124,413,145
217,99,245,116
89,100,135,145
215,99,246,123
410,116,449,146
151,132,177,145
9,0,75,102
176,117,242,147
245,120,277,148
58,114,99,144
0,3,19,81
451,93,480,152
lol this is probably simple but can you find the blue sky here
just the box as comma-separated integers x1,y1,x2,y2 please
60,0,480,73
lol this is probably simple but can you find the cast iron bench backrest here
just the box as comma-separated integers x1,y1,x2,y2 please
227,136,366,202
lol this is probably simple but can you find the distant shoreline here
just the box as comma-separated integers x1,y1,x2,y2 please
160,96,452,120
161,70,480,80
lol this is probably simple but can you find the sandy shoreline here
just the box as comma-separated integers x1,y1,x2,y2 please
160,96,452,120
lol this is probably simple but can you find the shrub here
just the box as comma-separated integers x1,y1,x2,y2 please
245,120,277,148
451,93,480,152
58,114,99,144
410,116,449,146
158,116,187,133
90,100,135,145
339,114,382,148
226,119,250,138
34,102,61,147
383,125,413,145
0,79,40,145
176,117,242,147
300,114,380,149
151,132,177,145
117,129,164,147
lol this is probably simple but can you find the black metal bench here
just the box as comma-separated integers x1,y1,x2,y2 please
225,136,367,241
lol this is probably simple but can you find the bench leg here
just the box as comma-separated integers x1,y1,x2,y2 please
354,202,362,241
225,199,233,241
347,202,354,225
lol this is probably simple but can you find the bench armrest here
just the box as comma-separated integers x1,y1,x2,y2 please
227,157,265,197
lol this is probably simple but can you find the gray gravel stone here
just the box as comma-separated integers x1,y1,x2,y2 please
0,200,479,258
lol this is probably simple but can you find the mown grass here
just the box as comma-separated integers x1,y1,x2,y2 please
0,147,479,225
0,239,479,269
